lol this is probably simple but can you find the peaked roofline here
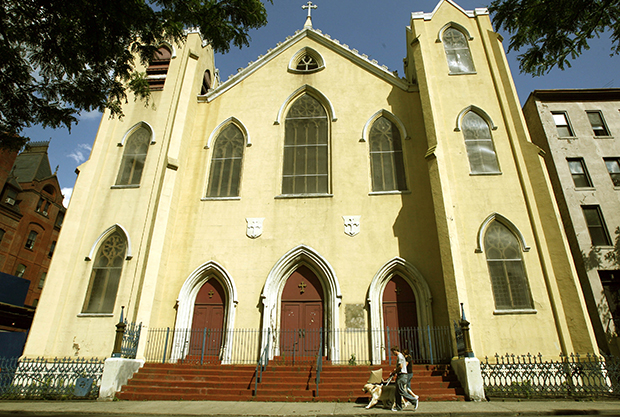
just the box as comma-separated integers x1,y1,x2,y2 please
411,0,488,21
201,27,413,103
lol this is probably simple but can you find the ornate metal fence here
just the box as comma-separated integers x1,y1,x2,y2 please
481,353,620,398
0,357,105,400
121,321,142,359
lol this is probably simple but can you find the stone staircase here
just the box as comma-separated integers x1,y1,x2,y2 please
116,362,465,402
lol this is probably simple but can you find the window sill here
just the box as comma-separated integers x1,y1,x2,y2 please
558,136,576,140
368,190,411,196
275,193,333,199
77,313,114,318
594,135,614,140
592,245,614,250
469,171,502,176
574,187,596,191
111,185,140,189
449,71,477,75
201,196,241,201
493,309,537,315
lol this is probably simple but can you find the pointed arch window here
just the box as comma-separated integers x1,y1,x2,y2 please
462,111,500,174
146,46,172,90
82,230,127,314
282,94,329,195
443,27,475,74
206,124,245,198
369,116,407,192
485,220,533,310
116,126,151,186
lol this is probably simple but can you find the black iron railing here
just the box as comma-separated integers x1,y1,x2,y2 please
481,353,620,398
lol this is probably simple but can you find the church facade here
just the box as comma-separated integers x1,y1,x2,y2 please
24,0,599,363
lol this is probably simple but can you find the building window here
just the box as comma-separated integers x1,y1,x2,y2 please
296,55,319,71
48,241,56,257
462,111,500,174
146,46,171,91
115,126,151,186
38,272,46,289
582,205,612,246
604,158,620,187
36,198,44,212
485,220,533,310
25,231,37,250
82,230,127,314
567,158,593,188
0,229,4,243
282,94,329,195
587,111,610,136
552,112,574,137
443,27,475,74
369,116,407,192
15,264,26,278
206,124,245,197
599,271,620,331
55,211,64,228
3,187,17,206
200,70,212,95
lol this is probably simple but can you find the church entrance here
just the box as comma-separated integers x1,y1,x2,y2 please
280,266,324,358
189,278,225,358
382,275,418,353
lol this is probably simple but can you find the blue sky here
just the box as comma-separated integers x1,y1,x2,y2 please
23,0,620,206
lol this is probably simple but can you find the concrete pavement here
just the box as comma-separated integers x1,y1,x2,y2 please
0,399,620,416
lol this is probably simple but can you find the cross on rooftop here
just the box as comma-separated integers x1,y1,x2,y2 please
302,1,317,18
302,1,317,29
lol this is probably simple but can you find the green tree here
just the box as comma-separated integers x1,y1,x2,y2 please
0,0,270,150
489,0,620,76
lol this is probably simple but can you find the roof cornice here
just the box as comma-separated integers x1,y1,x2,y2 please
201,28,413,103
530,88,620,102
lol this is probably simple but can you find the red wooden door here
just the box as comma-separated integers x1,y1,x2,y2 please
190,279,225,357
280,266,324,357
383,275,418,353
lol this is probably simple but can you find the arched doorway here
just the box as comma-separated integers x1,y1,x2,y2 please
280,266,324,358
188,278,226,358
383,275,418,354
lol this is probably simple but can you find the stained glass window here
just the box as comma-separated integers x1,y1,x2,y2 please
282,94,329,195
207,124,245,197
443,28,475,74
485,221,533,310
369,116,407,191
82,231,126,314
462,111,500,174
116,126,151,186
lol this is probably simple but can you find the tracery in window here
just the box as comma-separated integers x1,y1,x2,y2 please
462,111,500,174
82,230,126,314
296,55,319,71
485,221,533,310
282,94,329,195
369,116,407,192
115,126,151,186
443,27,475,74
206,124,245,198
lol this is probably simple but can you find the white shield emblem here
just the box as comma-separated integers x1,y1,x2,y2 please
246,218,265,239
343,215,361,237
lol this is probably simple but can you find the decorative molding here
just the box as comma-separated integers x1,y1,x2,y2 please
275,85,337,125
86,224,133,261
361,110,408,143
118,121,156,147
205,117,251,149
475,213,531,253
287,46,325,74
437,22,474,43
342,216,360,237
455,105,498,132
246,218,265,239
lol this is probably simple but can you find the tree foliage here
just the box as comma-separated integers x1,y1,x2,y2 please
489,0,620,76
0,0,270,150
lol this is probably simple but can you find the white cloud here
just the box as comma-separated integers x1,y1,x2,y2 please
79,110,103,121
67,143,92,164
61,187,73,207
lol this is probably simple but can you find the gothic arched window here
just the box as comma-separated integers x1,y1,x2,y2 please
485,221,533,310
206,124,245,197
147,46,172,90
369,116,407,192
443,27,475,74
282,94,329,195
82,230,127,314
116,126,151,186
462,111,500,174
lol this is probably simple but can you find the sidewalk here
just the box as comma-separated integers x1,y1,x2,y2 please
0,399,620,416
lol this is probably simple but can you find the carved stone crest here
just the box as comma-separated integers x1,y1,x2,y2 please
246,218,265,239
342,215,361,237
